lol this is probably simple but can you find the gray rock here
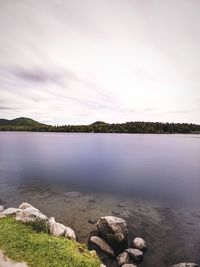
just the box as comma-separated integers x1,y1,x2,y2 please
132,237,146,250
65,226,76,240
171,264,200,267
88,217,97,224
49,217,76,240
126,248,143,262
19,202,35,210
116,252,129,266
2,208,21,216
97,216,128,244
0,205,4,212
90,236,115,257
16,207,47,222
49,217,66,236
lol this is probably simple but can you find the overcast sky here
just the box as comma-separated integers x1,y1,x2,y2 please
0,0,200,125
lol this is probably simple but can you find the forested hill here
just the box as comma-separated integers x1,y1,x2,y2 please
0,117,48,130
0,117,200,133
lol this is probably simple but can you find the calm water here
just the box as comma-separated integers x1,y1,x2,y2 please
0,132,200,266
0,132,199,206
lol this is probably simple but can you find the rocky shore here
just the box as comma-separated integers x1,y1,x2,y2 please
0,203,199,267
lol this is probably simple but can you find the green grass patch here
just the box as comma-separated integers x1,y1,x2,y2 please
0,217,101,267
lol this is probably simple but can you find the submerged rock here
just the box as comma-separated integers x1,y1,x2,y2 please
132,237,146,250
97,216,128,244
2,208,21,216
171,264,200,267
64,191,82,198
126,248,143,262
88,217,97,224
112,210,121,216
116,251,129,266
90,236,115,257
16,207,47,222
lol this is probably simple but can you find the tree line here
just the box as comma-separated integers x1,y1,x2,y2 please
0,121,200,134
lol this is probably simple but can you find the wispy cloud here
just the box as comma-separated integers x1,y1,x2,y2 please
0,0,200,124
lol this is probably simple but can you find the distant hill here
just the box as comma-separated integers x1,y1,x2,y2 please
0,117,49,130
0,117,200,134
90,121,109,126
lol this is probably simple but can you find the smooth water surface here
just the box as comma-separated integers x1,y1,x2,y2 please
0,132,199,206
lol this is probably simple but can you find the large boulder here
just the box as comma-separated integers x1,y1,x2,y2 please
19,202,35,210
116,251,129,266
49,217,76,240
49,217,66,236
171,264,200,267
132,237,146,250
90,236,115,257
2,208,21,216
97,216,128,245
126,248,143,263
16,207,47,222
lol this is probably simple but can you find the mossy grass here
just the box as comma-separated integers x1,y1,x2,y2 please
0,217,101,267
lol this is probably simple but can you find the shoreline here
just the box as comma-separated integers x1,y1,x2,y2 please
1,194,200,267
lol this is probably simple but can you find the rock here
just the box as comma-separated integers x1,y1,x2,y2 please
90,236,115,257
16,207,47,222
64,191,82,198
171,264,200,267
97,216,128,244
89,198,95,203
122,264,137,267
49,217,66,236
49,217,76,240
89,250,97,257
132,237,146,250
2,208,21,216
112,210,120,216
0,214,6,219
0,205,4,212
118,203,125,207
65,226,76,240
88,217,97,224
100,264,107,267
126,248,143,262
19,202,35,210
116,252,129,266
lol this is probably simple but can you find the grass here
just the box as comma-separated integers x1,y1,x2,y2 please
0,217,101,267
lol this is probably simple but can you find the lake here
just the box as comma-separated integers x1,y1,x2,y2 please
0,132,200,266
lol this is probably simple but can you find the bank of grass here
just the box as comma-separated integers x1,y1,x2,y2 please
0,217,101,267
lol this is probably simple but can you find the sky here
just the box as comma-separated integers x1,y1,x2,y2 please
0,0,200,125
